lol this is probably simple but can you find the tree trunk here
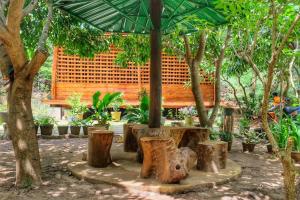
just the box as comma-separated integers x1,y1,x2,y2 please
281,155,296,200
149,0,162,128
190,62,209,127
7,76,42,187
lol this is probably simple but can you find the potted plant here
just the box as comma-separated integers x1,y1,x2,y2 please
178,106,197,126
241,130,261,152
57,122,69,135
37,115,56,136
219,131,233,151
125,90,150,125
90,91,123,129
111,95,124,122
66,93,88,121
69,119,81,135
273,117,300,162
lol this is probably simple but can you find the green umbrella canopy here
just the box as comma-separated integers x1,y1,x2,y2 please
53,0,226,34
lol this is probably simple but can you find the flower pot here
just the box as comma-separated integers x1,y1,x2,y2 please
242,142,248,152
83,126,91,135
40,125,54,136
267,144,273,154
291,151,300,163
70,126,81,135
34,125,39,135
242,142,256,152
184,116,193,126
58,126,68,135
247,143,256,152
111,111,122,122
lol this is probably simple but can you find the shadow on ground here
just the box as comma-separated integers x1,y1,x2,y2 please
0,138,299,200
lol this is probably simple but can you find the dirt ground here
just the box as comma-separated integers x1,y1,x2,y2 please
0,138,299,200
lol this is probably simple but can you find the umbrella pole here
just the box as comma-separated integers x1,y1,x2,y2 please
149,0,162,128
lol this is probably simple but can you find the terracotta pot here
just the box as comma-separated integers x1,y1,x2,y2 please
291,151,300,163
58,126,68,135
70,126,81,135
34,125,39,135
40,125,54,136
111,112,121,122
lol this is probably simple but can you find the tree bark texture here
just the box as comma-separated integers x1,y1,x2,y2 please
140,137,196,183
8,77,42,186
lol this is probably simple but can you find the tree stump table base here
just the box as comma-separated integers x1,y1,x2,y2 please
196,141,228,173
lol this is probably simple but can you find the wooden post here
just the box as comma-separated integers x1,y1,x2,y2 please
149,0,162,128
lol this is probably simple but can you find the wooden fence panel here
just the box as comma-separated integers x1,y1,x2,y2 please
46,47,215,108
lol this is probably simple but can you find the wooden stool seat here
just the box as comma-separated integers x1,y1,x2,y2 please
140,136,196,184
88,129,114,168
196,141,228,173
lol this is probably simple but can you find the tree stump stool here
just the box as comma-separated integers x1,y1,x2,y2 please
196,141,228,173
88,129,114,168
140,137,196,184
123,124,139,152
179,127,210,151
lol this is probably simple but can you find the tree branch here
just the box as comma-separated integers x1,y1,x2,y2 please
7,0,24,34
270,0,278,52
26,2,53,78
245,55,265,84
276,14,300,54
222,75,243,112
22,0,38,17
209,26,231,124
37,1,53,52
237,75,249,105
183,35,192,66
194,31,206,64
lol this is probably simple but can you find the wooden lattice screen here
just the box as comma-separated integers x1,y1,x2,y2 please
47,47,215,108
